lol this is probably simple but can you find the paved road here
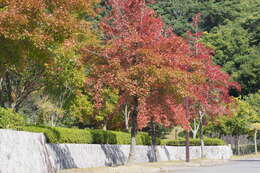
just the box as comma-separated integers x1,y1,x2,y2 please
164,158,260,173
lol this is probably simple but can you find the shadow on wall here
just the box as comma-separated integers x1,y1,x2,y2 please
40,137,56,173
162,146,171,160
147,146,157,162
147,145,170,162
48,144,77,170
101,144,127,166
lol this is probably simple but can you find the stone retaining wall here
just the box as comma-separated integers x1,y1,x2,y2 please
0,130,233,173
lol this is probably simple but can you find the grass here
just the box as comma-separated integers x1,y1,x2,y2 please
231,152,260,160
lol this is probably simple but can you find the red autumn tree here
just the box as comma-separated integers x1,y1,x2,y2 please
82,0,207,163
186,13,240,157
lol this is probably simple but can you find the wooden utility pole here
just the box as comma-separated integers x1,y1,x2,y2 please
184,97,190,162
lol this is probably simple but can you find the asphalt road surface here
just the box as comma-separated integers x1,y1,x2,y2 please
166,158,260,173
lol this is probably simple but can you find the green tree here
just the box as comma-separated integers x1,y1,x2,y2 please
206,98,257,154
0,0,100,111
90,88,119,130
244,90,260,116
151,0,260,96
202,24,260,95
150,0,202,35
151,0,260,35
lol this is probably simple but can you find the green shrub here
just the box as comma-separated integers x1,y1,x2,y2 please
16,126,152,145
52,127,93,144
136,132,152,145
204,138,225,146
16,126,93,143
161,138,185,146
0,107,25,129
90,129,117,144
110,131,131,144
161,138,225,146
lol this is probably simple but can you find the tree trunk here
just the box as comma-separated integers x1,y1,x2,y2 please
123,104,130,132
185,130,190,162
192,131,197,139
5,72,14,109
254,130,258,154
150,119,158,162
1,71,39,112
51,114,54,127
102,116,108,131
199,111,205,159
235,135,240,155
200,122,205,158
127,97,138,164
102,123,107,131
198,110,205,158
191,119,199,139
184,97,190,162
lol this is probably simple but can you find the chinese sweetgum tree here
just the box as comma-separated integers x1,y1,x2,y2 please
187,14,240,158
82,0,208,163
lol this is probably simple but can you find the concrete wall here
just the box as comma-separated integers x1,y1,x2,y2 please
0,130,55,173
0,130,233,173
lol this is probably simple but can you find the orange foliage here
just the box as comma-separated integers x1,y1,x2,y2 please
0,0,100,48
83,0,206,129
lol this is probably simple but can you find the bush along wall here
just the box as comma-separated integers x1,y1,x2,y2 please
0,107,25,129
16,126,152,145
15,126,226,146
161,138,225,146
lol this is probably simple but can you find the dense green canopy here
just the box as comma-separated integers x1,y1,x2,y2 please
151,0,260,96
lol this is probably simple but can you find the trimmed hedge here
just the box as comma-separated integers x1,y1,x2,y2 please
0,107,25,129
16,126,152,145
161,138,225,146
15,126,225,146
16,126,93,144
136,132,152,145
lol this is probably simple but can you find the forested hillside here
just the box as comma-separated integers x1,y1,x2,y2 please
151,0,260,96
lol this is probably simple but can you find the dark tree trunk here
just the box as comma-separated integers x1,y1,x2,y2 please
0,77,5,107
185,130,190,162
150,119,158,162
184,97,190,162
0,61,46,112
5,72,14,108
0,71,40,112
127,97,138,164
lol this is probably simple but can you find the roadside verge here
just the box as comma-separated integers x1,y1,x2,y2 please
58,159,229,173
